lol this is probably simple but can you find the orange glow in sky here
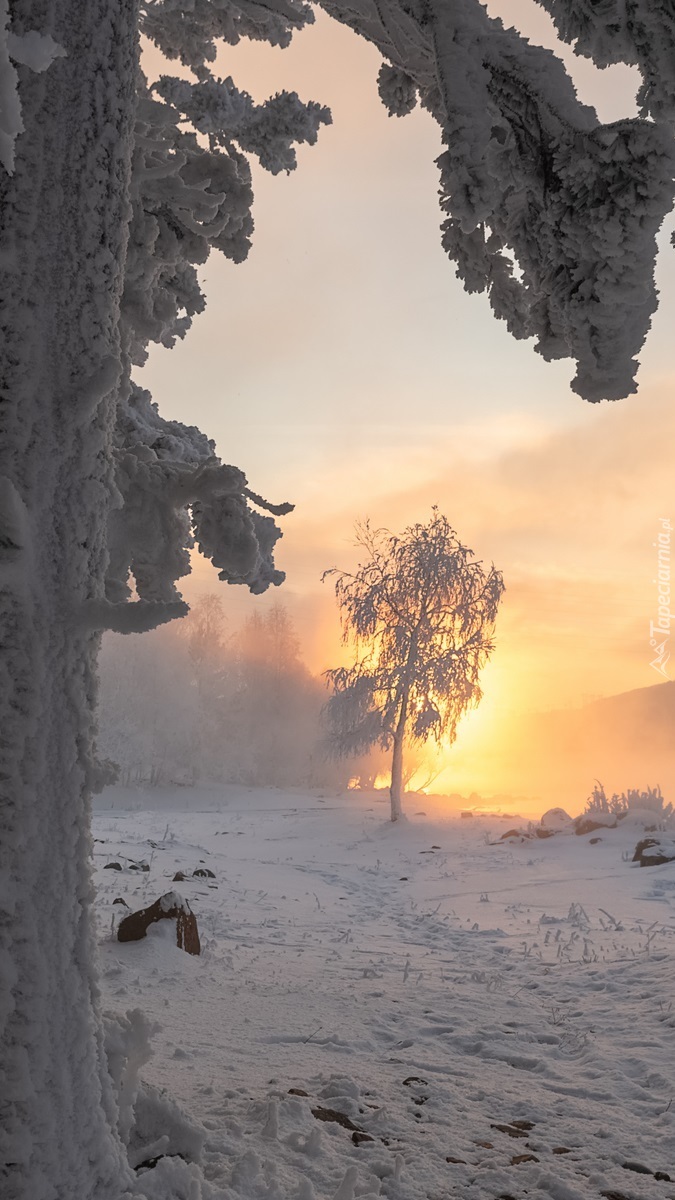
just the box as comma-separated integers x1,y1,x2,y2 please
143,7,675,813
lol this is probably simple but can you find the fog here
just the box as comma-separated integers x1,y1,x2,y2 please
97,596,674,818
497,682,675,812
98,597,356,792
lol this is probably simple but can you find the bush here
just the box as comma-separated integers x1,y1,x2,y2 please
585,781,673,824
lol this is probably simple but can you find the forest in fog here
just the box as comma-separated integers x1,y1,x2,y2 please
98,596,390,791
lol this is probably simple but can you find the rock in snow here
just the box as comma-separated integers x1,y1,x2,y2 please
117,892,201,954
632,837,675,867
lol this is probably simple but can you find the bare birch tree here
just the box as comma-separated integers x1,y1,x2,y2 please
324,512,504,821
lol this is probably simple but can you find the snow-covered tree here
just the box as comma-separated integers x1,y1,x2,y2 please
317,0,675,401
224,603,334,787
98,602,346,789
324,513,504,821
0,3,329,1196
2,0,675,1195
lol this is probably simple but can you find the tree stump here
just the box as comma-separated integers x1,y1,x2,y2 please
117,891,200,955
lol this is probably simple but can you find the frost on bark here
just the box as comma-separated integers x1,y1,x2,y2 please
0,5,142,1196
0,0,327,1195
319,0,675,401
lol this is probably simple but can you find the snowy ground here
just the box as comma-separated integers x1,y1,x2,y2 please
93,786,675,1200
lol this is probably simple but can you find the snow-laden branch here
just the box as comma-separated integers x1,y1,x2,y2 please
140,0,315,69
110,17,328,624
318,0,675,401
107,386,295,610
535,0,675,121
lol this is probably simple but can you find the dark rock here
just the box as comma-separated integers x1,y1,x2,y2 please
621,1162,652,1175
534,828,555,838
460,811,473,818
135,1152,187,1173
491,1123,528,1138
399,876,409,881
511,1153,538,1164
655,1171,671,1181
500,830,529,841
552,1147,571,1154
117,892,201,955
173,871,187,882
193,867,215,879
112,898,128,906
104,862,123,870
590,837,602,844
509,1120,534,1130
633,838,675,867
403,1076,428,1087
352,1132,374,1146
445,1156,467,1164
473,1140,493,1149
575,816,617,836
288,1088,309,1097
311,1106,362,1132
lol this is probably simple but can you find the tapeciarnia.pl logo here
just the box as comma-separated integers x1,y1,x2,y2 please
649,517,672,679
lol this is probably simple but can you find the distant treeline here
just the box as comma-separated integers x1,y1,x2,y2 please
97,595,387,790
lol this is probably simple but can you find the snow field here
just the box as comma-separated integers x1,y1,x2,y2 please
93,786,675,1199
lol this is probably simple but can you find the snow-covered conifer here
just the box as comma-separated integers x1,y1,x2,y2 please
0,2,328,1196
318,0,675,400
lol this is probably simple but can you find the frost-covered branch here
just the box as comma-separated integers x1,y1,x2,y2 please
534,0,675,121
319,0,675,401
109,9,330,624
140,0,316,69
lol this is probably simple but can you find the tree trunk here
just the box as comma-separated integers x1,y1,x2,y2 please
389,731,404,822
389,688,409,822
0,4,139,1196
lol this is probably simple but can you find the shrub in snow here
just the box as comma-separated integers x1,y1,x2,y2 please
103,1012,206,1180
584,781,672,826
103,1009,155,1146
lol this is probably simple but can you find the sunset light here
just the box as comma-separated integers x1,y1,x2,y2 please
6,1,675,1197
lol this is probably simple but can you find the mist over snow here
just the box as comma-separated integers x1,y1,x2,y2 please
98,601,348,792
97,597,675,819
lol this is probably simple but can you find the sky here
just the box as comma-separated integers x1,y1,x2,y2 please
141,2,675,797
